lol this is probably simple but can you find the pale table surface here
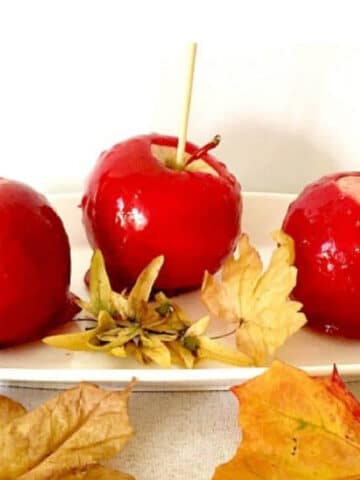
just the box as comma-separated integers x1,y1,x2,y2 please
3,381,360,480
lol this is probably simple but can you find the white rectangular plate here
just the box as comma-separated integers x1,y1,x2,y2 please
1,192,360,391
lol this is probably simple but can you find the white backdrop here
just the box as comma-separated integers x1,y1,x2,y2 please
1,1,360,194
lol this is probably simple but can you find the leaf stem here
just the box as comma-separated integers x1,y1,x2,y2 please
73,317,97,323
210,320,243,340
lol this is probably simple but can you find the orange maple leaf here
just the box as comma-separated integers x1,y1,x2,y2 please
213,361,360,480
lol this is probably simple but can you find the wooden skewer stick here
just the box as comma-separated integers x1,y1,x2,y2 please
175,42,197,168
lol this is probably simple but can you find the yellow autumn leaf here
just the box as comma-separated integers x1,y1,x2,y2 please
140,333,172,367
44,310,118,351
142,343,172,367
197,337,253,367
181,316,252,367
213,361,360,480
202,231,306,366
45,248,250,369
79,250,115,317
110,346,127,358
0,382,133,479
168,341,196,368
184,316,210,338
128,255,165,318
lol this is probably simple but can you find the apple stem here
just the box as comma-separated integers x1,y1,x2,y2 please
175,43,197,169
185,135,221,166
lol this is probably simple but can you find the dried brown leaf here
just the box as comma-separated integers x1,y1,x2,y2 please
0,395,26,428
202,231,306,365
61,465,135,480
0,382,133,479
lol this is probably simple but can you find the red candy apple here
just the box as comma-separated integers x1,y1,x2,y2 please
0,178,77,345
82,134,241,292
283,172,360,338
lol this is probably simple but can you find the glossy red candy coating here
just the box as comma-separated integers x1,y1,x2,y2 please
283,172,360,338
82,134,241,292
0,179,73,345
